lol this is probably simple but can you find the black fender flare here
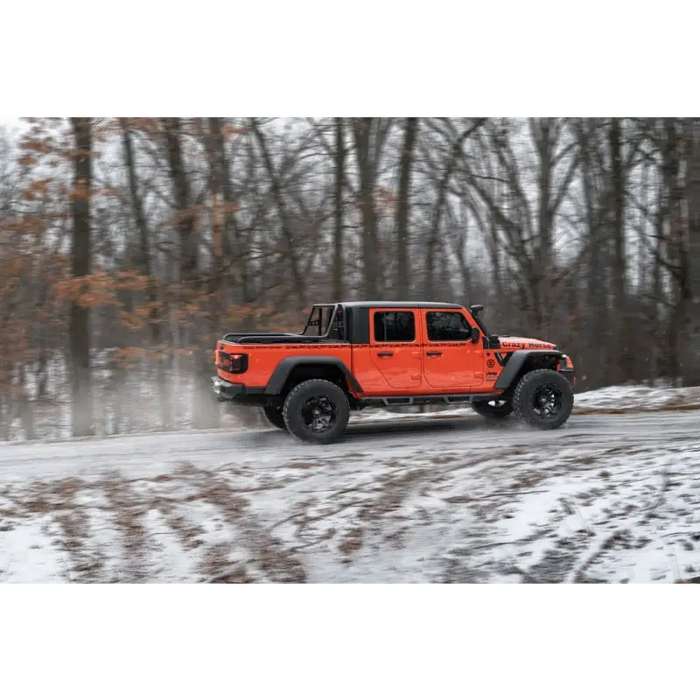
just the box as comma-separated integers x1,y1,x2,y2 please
264,356,363,395
493,350,563,391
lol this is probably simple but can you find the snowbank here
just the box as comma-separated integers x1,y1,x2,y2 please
574,384,700,412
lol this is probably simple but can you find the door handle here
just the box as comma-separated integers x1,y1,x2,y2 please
377,351,394,357
426,351,442,357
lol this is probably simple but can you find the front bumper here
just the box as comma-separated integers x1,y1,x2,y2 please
559,368,576,387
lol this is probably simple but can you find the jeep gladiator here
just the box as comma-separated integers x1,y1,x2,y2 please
212,301,576,444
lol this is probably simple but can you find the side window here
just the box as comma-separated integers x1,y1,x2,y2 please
374,311,416,343
426,312,471,342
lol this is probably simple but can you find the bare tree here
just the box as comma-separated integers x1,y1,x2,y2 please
69,117,95,437
395,118,418,298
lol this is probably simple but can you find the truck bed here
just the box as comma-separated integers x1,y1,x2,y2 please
222,332,347,345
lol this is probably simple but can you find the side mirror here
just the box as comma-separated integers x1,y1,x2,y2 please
471,327,480,344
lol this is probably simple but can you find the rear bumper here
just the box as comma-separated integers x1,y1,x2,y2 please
212,376,247,401
211,376,266,403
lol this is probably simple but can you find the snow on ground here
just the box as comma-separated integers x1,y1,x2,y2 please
574,384,700,412
1,385,700,583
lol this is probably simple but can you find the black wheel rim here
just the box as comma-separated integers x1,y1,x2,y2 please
301,395,338,433
531,383,563,418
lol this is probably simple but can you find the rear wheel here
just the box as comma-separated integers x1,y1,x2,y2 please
282,379,350,444
262,405,287,430
471,398,513,420
512,369,573,430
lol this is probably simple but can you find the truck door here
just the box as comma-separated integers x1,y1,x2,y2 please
369,309,423,390
421,309,484,391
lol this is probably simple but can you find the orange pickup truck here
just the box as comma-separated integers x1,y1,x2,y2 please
212,301,576,444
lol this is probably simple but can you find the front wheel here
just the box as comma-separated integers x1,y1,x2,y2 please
512,369,573,430
472,398,513,420
282,379,350,444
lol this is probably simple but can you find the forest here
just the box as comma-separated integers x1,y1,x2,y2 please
1,117,699,440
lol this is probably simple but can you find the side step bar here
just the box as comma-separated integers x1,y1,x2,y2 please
361,393,502,408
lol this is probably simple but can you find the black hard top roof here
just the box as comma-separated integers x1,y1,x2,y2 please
329,301,464,310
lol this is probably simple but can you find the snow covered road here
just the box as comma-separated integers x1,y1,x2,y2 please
1,407,699,583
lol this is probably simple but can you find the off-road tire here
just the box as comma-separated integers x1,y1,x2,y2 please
471,398,513,420
262,405,287,430
282,379,350,444
512,369,573,430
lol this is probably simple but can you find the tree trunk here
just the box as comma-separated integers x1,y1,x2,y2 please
683,118,700,385
162,118,219,429
351,118,380,299
209,118,250,304
162,118,198,284
17,364,35,440
333,118,345,301
396,118,418,298
609,118,634,383
662,118,687,384
69,117,94,437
